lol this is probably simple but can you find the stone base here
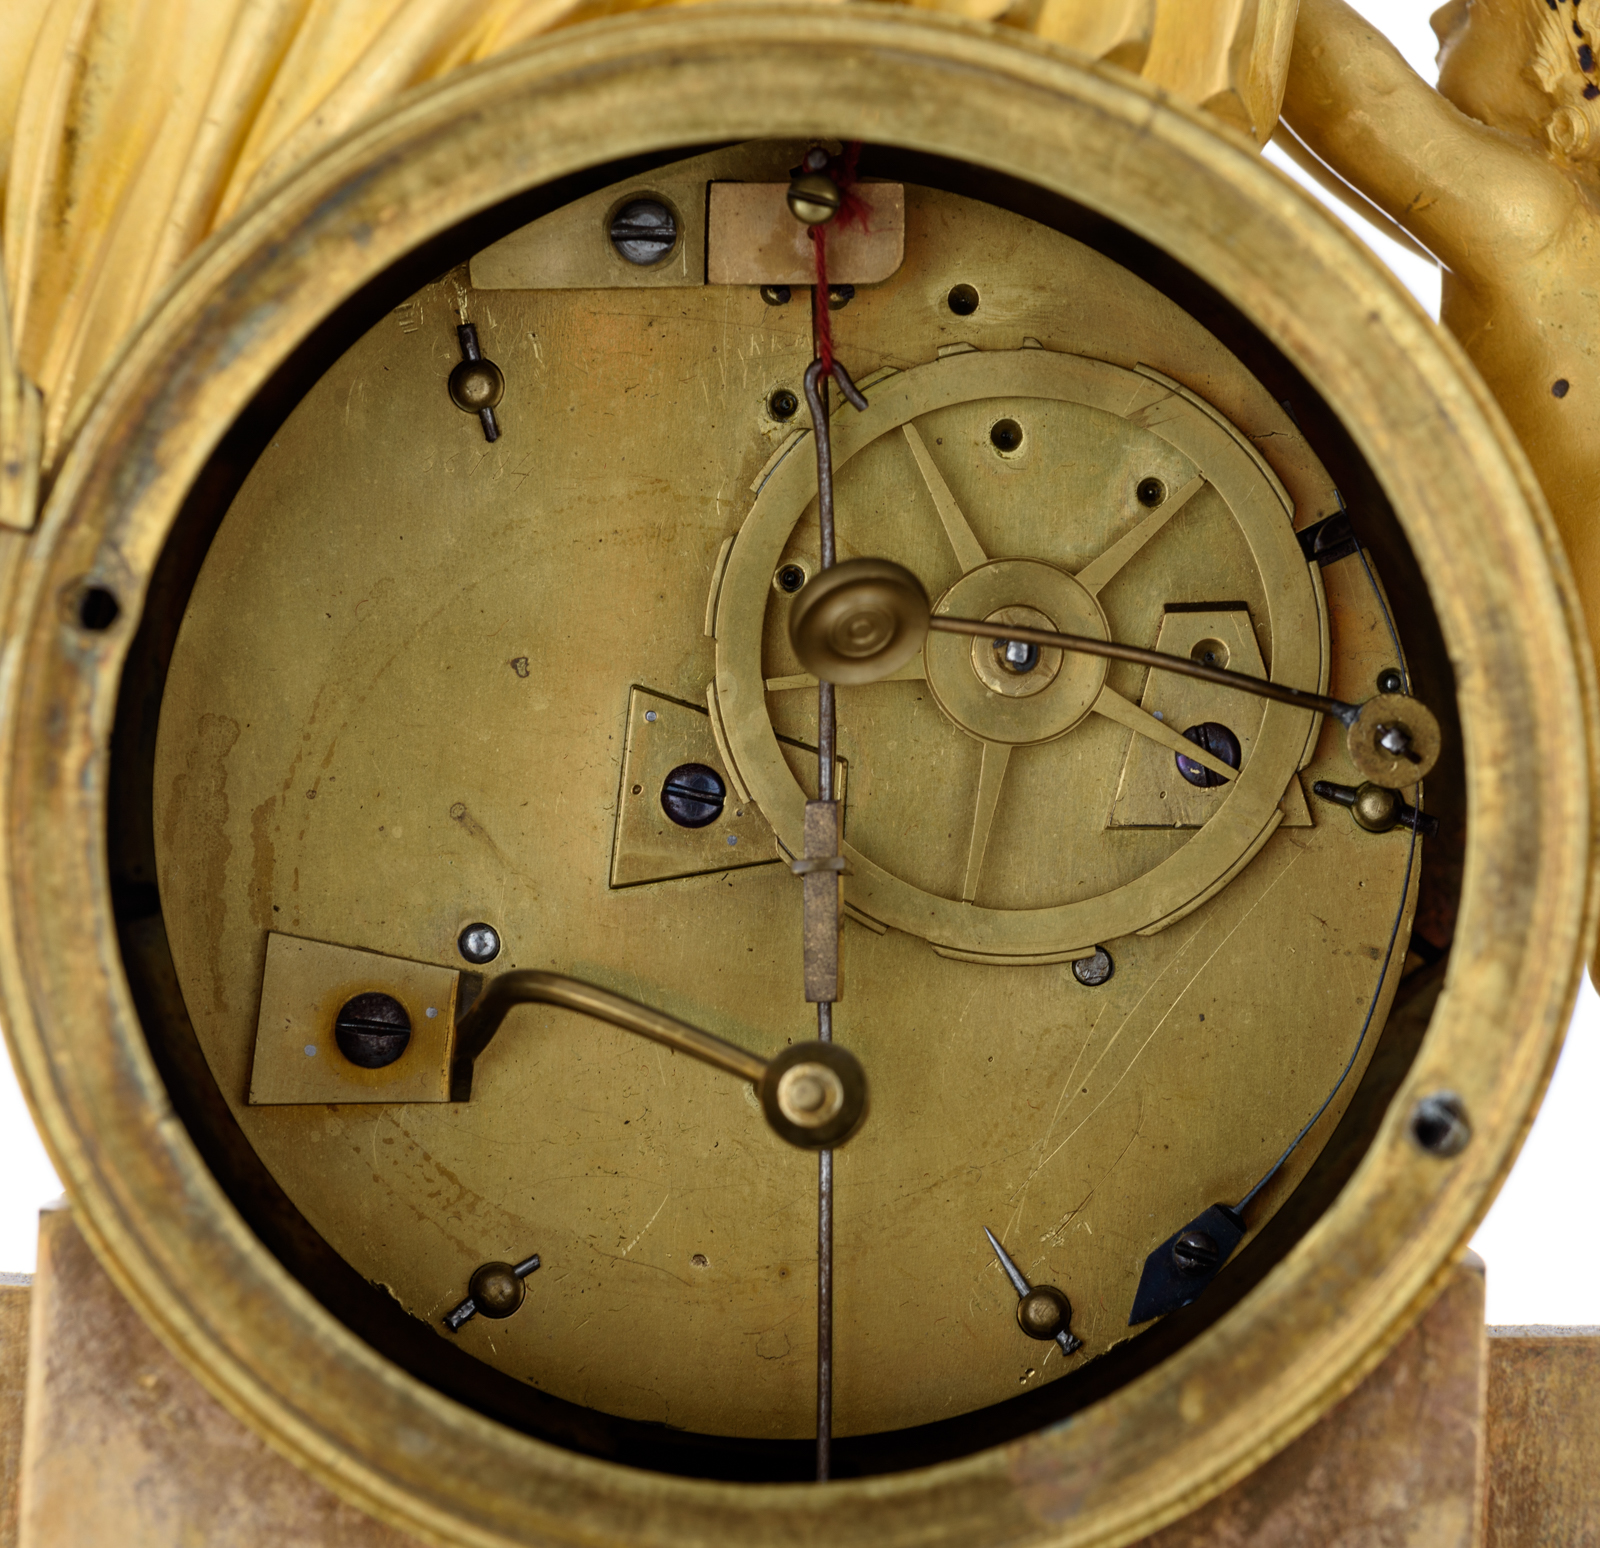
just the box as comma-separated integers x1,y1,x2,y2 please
2,1204,1597,1546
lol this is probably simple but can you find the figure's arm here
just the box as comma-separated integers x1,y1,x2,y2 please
1282,0,1565,273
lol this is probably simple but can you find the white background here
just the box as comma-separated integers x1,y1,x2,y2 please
0,4,1594,1325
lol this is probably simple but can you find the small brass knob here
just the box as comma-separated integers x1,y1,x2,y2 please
1016,1285,1072,1341
449,358,505,413
787,172,842,226
467,1260,525,1319
1351,782,1402,832
776,1062,846,1128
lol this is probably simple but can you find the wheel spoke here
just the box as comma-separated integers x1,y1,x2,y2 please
1091,684,1238,782
1074,474,1205,597
962,741,1012,901
903,423,988,574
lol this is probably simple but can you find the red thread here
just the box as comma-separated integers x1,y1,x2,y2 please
812,226,834,374
810,143,868,376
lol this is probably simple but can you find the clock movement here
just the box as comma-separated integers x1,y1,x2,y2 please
0,8,1590,1547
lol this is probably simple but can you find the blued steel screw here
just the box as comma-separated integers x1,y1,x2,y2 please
1176,723,1241,789
334,992,411,1069
1172,1230,1221,1277
661,763,726,829
610,199,677,265
1411,1091,1471,1157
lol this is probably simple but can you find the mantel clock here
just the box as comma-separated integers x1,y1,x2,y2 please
0,8,1590,1548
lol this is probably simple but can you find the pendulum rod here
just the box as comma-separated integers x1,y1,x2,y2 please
810,268,836,1482
797,152,869,1486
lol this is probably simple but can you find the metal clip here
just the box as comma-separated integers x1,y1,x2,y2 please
790,855,851,876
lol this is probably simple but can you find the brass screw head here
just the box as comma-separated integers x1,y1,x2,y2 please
1016,1285,1072,1341
1352,782,1401,832
467,1261,525,1319
787,172,842,226
448,358,505,413
776,1062,845,1128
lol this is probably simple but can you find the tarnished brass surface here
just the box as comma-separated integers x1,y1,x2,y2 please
0,1271,26,1548
1485,1325,1600,1546
611,689,778,885
27,1209,1592,1548
15,1207,423,1548
1109,608,1314,829
0,10,1590,1548
707,183,905,285
250,935,460,1105
154,167,1406,1437
609,687,843,886
469,145,781,292
1139,1254,1488,1547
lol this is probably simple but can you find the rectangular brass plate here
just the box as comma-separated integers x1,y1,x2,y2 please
707,183,905,285
470,168,709,290
248,934,460,1104
610,687,845,887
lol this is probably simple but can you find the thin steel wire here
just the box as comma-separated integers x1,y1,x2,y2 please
926,616,1361,725
1236,539,1423,1213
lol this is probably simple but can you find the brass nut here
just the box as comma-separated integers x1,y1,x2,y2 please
776,1062,846,1127
759,1040,868,1149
